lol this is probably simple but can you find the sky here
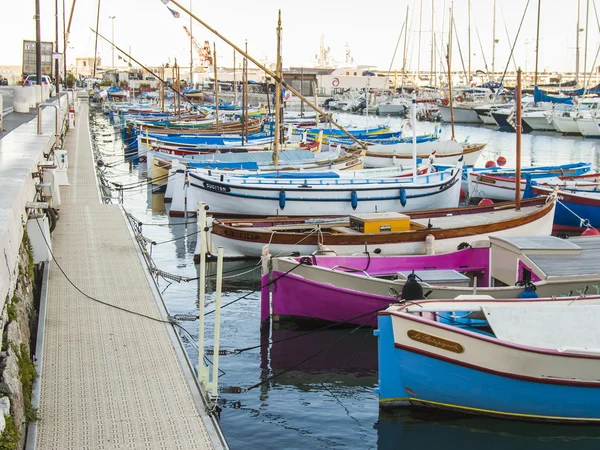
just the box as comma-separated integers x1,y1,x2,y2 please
1,0,599,76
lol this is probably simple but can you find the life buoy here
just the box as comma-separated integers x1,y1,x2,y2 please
332,78,340,87
441,98,449,106
456,96,464,102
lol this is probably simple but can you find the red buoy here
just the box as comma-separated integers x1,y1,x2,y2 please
460,188,466,199
478,198,494,206
497,156,507,166
485,160,496,168
581,228,600,237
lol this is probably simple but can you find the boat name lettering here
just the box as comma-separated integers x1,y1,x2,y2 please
203,181,231,193
407,329,464,353
223,229,261,240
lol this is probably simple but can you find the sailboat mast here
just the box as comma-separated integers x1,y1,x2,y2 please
430,0,435,86
467,0,471,84
447,4,455,140
233,49,237,106
417,0,423,85
575,0,581,85
93,0,100,78
402,6,409,89
213,44,219,130
534,0,541,87
515,68,522,210
189,0,193,86
274,10,282,166
583,0,590,91
491,0,496,80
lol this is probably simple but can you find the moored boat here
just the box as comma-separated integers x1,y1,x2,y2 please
210,196,555,259
376,295,600,422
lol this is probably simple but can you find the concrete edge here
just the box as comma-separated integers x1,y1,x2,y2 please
119,206,229,450
24,262,49,450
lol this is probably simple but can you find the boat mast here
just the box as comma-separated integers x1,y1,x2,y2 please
244,40,249,144
430,0,434,86
534,0,541,87
515,68,522,210
576,0,581,85
583,0,590,93
401,6,409,90
467,0,471,84
189,0,193,87
233,49,237,106
213,44,219,130
447,4,455,140
491,0,496,80
417,0,423,85
93,0,100,78
274,10,282,166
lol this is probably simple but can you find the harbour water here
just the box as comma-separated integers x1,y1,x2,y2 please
91,110,600,450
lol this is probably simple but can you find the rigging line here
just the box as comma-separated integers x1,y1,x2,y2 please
451,17,468,83
386,14,408,84
498,0,531,88
233,307,383,354
473,20,490,75
152,229,199,245
245,315,374,392
34,217,174,326
203,257,314,316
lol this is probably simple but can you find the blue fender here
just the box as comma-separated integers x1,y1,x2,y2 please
399,187,407,207
351,190,358,210
279,190,286,210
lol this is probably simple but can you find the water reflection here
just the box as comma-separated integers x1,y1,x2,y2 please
377,409,600,450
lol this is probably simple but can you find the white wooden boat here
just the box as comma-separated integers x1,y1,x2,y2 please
169,166,461,217
208,197,555,258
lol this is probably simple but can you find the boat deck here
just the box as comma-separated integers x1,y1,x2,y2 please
527,236,600,278
35,101,225,449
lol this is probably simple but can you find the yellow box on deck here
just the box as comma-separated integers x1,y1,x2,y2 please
349,213,411,234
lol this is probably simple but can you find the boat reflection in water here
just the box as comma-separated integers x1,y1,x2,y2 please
258,321,377,395
377,409,600,450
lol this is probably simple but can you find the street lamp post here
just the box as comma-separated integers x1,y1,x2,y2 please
109,15,116,70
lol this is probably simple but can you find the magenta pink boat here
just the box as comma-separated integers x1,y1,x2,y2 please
260,235,600,326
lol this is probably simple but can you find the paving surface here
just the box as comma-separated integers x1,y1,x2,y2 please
35,101,221,449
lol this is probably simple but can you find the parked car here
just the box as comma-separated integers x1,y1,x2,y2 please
22,75,55,95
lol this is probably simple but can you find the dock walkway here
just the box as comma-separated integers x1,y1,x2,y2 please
34,100,225,449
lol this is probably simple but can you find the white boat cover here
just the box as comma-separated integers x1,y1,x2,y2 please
482,304,600,352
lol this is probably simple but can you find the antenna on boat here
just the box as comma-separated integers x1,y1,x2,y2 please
515,68,522,211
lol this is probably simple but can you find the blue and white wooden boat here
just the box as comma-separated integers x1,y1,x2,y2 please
376,295,600,422
467,162,593,201
532,184,600,231
175,165,462,217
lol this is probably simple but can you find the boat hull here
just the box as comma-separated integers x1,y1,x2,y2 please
577,117,600,137
439,106,481,124
212,197,555,259
376,312,600,422
177,167,461,218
